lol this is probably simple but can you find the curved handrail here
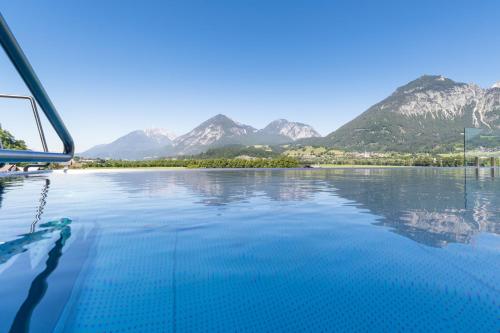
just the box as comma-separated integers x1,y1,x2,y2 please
0,13,74,163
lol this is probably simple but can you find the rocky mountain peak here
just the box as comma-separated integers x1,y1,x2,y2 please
173,114,257,154
262,119,321,141
144,128,176,141
324,74,500,152
394,75,462,95
206,113,233,123
377,75,488,122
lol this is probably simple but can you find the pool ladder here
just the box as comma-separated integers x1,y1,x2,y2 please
0,13,74,165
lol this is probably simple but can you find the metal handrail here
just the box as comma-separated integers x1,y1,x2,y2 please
0,94,49,152
0,13,74,163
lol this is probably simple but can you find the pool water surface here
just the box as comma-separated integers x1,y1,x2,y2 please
0,168,498,332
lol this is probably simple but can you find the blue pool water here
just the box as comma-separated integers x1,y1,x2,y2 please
0,168,498,332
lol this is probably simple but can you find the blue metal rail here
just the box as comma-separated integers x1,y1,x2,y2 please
0,13,74,163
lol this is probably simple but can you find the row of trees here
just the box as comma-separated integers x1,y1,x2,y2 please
80,155,482,169
81,157,300,169
185,157,299,168
322,155,465,167
194,145,279,159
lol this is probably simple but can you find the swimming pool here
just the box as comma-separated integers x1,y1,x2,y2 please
0,168,498,332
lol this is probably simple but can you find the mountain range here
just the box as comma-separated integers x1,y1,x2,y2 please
81,75,500,159
81,116,321,159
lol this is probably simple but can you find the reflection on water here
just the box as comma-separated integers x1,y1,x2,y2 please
0,177,9,209
1,169,498,250
0,218,70,266
99,168,499,248
0,178,55,266
8,219,71,333
31,179,50,233
0,177,77,332
0,169,498,332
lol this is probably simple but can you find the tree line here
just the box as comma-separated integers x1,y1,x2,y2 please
80,157,300,169
322,155,465,167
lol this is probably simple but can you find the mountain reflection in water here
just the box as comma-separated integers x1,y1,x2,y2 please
99,168,499,248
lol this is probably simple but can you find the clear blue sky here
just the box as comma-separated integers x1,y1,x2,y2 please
1,0,499,152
